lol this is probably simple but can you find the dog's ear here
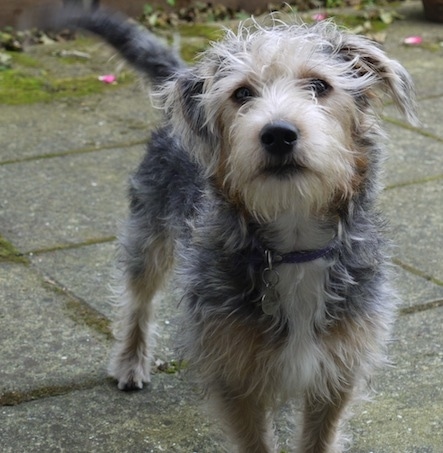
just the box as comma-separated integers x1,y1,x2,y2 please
163,71,216,141
176,76,208,137
337,34,418,126
161,72,220,172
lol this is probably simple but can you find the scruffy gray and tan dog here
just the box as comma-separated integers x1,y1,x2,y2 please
46,5,417,452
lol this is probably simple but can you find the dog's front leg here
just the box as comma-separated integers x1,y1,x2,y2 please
189,316,278,452
212,388,277,453
298,386,353,453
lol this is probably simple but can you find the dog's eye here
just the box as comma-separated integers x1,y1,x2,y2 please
308,79,331,97
232,86,254,104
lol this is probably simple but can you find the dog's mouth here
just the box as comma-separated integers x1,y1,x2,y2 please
262,163,302,178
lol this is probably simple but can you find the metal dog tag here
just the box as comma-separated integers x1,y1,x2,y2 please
261,289,280,315
261,250,280,316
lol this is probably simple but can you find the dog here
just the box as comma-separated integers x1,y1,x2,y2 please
44,5,417,452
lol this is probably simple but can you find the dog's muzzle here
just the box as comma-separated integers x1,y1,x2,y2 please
260,121,299,156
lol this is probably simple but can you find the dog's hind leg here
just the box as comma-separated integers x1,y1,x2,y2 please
109,216,174,390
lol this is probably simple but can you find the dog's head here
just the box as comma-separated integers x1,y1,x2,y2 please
161,20,417,221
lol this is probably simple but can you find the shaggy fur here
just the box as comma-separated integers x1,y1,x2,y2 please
46,6,417,452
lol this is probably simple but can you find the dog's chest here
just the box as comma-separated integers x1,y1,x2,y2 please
276,260,329,324
261,214,333,322
269,258,332,392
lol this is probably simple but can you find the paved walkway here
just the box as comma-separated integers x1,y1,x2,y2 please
1,2,442,451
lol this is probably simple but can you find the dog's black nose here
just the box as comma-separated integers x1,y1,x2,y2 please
260,121,299,156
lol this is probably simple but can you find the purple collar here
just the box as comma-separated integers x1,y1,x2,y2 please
270,242,336,264
250,239,336,266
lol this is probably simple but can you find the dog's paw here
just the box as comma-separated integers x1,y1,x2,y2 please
109,353,151,391
117,370,150,391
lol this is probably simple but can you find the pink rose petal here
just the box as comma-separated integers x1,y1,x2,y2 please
403,36,423,45
98,74,117,84
312,12,327,22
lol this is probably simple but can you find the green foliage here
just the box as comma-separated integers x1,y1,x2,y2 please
325,0,345,8
144,0,176,15
156,359,186,374
143,4,154,15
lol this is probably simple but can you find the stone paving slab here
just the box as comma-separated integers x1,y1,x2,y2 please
0,145,144,253
0,36,157,164
384,96,443,142
383,3,443,99
29,242,182,363
383,122,443,188
395,265,443,310
0,377,224,453
351,307,443,453
381,180,443,282
0,263,109,396
0,86,154,164
413,98,443,141
1,305,442,452
385,43,443,101
30,241,118,317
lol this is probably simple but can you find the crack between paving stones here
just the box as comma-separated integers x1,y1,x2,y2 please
399,298,443,315
27,236,117,256
0,139,147,166
393,257,443,287
382,116,443,143
393,258,443,316
0,379,108,407
385,173,443,191
35,268,113,340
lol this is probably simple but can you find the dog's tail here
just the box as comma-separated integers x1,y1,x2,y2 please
31,4,186,84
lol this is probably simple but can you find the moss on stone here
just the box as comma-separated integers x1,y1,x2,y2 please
177,23,224,40
0,380,101,406
9,52,41,68
65,299,113,340
156,359,187,374
0,69,134,105
0,235,28,264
